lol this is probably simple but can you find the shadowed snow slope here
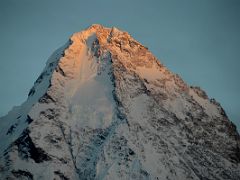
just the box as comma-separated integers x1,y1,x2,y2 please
0,24,240,180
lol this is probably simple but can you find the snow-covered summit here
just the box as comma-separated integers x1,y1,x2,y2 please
0,24,240,180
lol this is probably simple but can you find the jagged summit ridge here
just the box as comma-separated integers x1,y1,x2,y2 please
0,24,239,180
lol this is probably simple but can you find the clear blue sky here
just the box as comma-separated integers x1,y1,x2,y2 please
0,0,239,131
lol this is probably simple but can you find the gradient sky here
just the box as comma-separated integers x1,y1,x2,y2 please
0,0,239,131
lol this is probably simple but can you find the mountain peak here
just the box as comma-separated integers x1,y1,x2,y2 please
71,24,133,46
0,25,239,180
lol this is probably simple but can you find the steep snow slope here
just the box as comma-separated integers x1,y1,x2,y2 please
0,24,239,180
0,41,70,155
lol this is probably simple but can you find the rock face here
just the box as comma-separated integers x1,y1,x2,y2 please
0,24,239,180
